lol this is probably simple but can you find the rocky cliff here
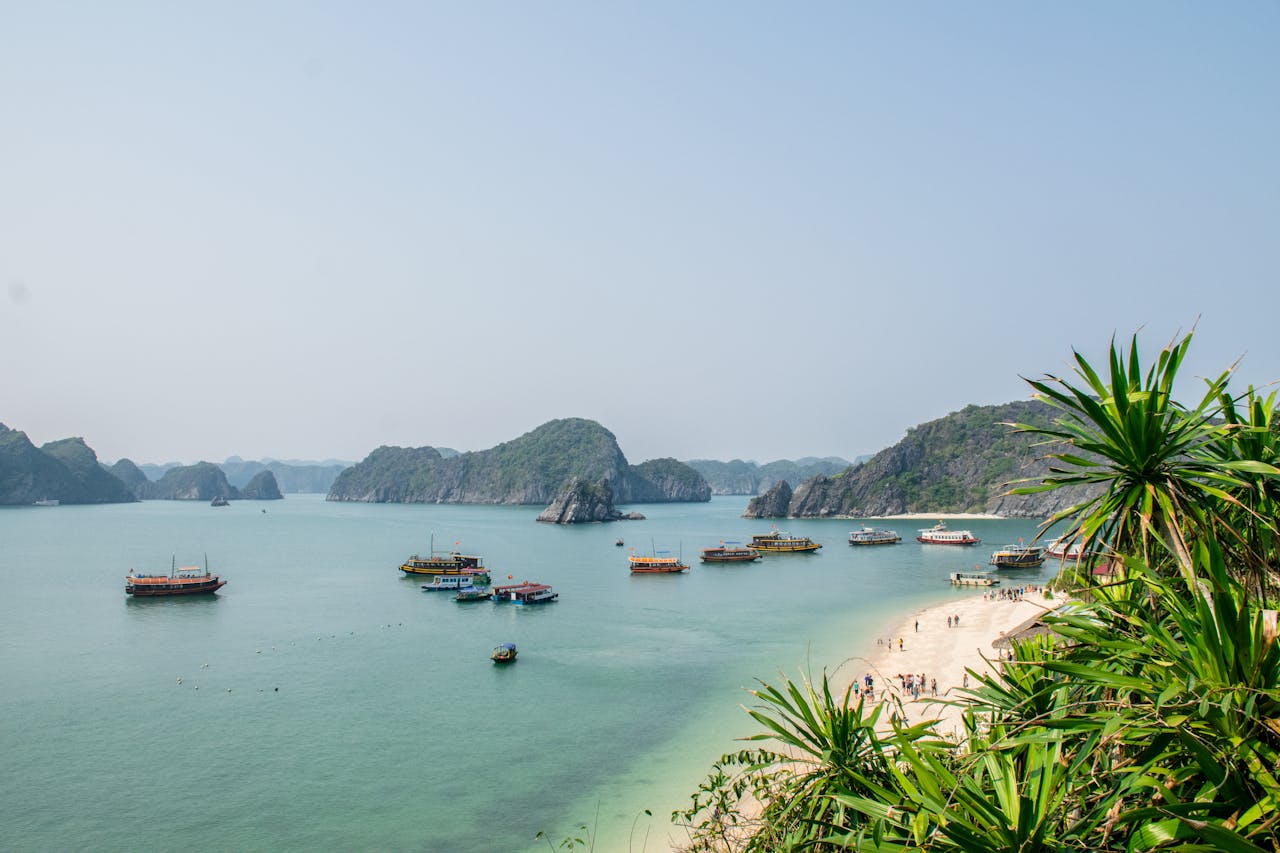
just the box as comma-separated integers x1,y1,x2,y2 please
742,400,1099,519
327,418,711,505
0,424,136,505
241,470,284,500
537,477,621,523
743,480,793,518
108,458,149,493
139,462,240,501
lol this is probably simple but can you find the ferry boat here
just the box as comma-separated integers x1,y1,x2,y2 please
491,582,559,604
950,571,1000,586
916,521,980,546
629,551,690,573
749,531,822,553
491,642,518,664
33,497,59,507
126,557,227,596
990,544,1045,569
210,496,229,507
847,526,902,546
399,536,485,576
421,571,491,592
699,542,761,563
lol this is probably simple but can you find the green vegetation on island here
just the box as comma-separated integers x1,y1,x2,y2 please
327,418,711,505
137,461,240,501
742,400,1098,518
0,425,136,505
678,331,1280,852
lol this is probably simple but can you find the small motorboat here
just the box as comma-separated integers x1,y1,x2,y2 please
615,539,625,547
491,642,518,664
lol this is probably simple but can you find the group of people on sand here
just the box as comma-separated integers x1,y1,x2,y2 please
984,584,1042,602
851,672,877,702
896,671,937,699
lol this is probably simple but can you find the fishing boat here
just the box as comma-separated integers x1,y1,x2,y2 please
399,535,485,576
491,642,518,664
699,541,761,563
615,539,625,547
990,544,1045,569
455,586,492,602
915,521,980,546
126,557,227,597
950,571,1000,586
749,531,822,553
491,582,559,604
847,526,902,546
421,571,491,592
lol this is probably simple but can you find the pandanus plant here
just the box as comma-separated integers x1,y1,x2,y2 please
1007,331,1278,586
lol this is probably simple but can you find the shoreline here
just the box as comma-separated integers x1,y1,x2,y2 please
667,585,1061,849
846,586,1060,737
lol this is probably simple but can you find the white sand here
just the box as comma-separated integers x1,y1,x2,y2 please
848,587,1060,737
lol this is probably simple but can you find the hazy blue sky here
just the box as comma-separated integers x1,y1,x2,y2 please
2,3,1277,466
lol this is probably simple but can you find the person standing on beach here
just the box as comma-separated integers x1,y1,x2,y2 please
914,619,918,632
899,638,903,651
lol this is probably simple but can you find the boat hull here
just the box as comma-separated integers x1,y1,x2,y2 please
126,579,227,596
916,536,980,546
699,550,760,563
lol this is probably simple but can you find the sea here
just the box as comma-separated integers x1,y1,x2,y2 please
0,496,1061,852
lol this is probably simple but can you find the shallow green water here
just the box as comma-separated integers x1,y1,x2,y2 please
0,497,1059,851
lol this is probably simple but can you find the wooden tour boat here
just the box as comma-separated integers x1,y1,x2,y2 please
916,521,980,546
847,526,902,546
699,541,761,563
750,530,822,553
491,642,518,664
950,571,1000,587
629,547,690,573
455,586,492,602
127,556,227,597
990,543,1045,569
492,582,559,604
399,534,485,576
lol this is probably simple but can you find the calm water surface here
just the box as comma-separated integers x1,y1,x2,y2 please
0,496,1060,851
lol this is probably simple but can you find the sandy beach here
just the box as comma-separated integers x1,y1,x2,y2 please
843,585,1061,737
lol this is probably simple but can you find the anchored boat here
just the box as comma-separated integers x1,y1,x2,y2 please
950,571,1000,586
750,531,822,553
847,526,902,546
990,544,1045,569
399,535,485,577
126,557,227,597
491,582,559,604
491,642,518,664
699,541,761,563
916,521,980,546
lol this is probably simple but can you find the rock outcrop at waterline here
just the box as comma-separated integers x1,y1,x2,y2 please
327,418,710,506
537,478,620,523
742,400,1101,519
742,480,793,518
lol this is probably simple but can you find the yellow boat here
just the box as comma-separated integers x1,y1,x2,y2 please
750,531,821,553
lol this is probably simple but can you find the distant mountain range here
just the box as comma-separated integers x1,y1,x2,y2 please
684,456,859,495
3,404,1090,517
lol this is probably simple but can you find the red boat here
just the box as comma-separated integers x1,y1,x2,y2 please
126,557,227,596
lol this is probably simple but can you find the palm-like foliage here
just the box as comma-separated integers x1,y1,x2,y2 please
680,331,1280,852
1006,332,1274,577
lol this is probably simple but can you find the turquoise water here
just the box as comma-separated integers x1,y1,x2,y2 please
0,497,1059,851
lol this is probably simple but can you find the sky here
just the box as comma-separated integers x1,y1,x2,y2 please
2,3,1277,466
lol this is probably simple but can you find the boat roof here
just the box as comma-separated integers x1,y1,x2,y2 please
494,642,517,650
493,582,550,593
